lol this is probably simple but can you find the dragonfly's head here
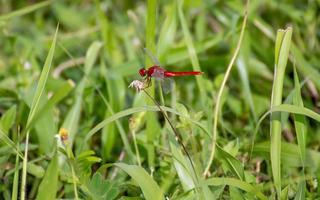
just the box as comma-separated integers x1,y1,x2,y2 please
139,68,147,77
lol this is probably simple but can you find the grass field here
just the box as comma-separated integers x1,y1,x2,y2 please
0,0,320,199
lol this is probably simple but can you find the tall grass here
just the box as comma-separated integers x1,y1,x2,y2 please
0,0,320,199
270,27,292,198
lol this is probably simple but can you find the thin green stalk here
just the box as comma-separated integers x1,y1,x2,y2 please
145,0,158,169
69,156,79,200
20,132,29,200
203,0,249,177
12,142,20,200
131,129,141,166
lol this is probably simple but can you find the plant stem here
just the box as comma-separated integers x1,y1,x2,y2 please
203,0,249,177
143,90,199,183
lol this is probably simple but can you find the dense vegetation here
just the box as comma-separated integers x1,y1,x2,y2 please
0,0,319,199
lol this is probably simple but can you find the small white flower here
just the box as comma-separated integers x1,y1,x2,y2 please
129,80,145,92
23,61,31,70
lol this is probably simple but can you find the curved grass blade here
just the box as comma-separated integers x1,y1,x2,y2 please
114,163,163,200
0,0,51,21
11,142,20,200
253,141,320,169
216,145,244,181
21,24,59,200
252,103,320,161
203,177,267,200
84,105,210,143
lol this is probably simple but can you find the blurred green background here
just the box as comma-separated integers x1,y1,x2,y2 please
0,0,319,199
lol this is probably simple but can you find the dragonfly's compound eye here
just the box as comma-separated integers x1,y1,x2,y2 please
139,68,147,77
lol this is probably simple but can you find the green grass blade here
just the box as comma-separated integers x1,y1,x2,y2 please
62,41,102,145
253,103,320,161
114,163,163,200
294,181,306,200
165,36,223,65
269,27,292,198
291,44,320,90
21,24,59,200
253,141,320,169
84,105,210,143
0,128,23,158
11,144,20,200
216,145,245,181
157,1,177,60
145,0,159,169
204,177,267,200
36,152,59,200
292,66,306,199
0,1,51,21
259,104,320,126
169,134,196,191
25,30,59,127
293,66,306,165
177,0,205,102
0,105,16,133
27,80,74,131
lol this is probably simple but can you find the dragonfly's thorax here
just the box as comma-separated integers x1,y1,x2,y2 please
147,66,165,79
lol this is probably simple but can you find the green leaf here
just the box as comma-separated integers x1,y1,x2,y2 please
36,153,59,200
294,181,306,200
86,172,119,200
0,105,16,133
204,177,267,200
169,134,195,191
253,142,320,169
27,163,45,178
216,145,245,181
114,163,163,200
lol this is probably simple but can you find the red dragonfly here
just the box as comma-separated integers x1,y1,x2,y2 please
139,66,203,92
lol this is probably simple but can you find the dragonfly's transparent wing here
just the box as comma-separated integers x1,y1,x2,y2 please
143,48,162,66
151,67,165,79
160,77,174,94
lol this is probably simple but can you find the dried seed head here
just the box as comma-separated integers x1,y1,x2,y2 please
128,80,145,92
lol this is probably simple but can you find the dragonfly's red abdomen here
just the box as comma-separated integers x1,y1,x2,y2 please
164,71,203,77
144,65,203,78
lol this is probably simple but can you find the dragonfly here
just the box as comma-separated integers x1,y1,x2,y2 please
139,66,202,92
133,48,203,93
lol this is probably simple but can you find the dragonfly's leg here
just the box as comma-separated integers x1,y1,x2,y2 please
143,77,151,89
